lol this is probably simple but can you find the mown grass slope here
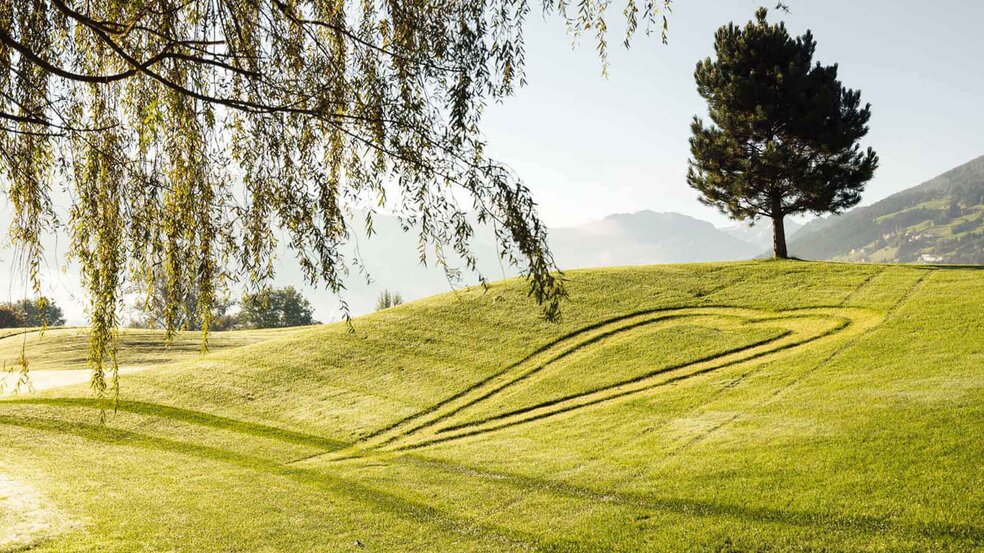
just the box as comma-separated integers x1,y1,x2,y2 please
0,261,981,552
0,326,296,373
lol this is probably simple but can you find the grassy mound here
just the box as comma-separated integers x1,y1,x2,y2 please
0,326,296,373
0,261,981,551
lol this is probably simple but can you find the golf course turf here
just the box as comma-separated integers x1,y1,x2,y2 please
0,261,981,551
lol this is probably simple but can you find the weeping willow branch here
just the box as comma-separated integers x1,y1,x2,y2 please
0,0,675,397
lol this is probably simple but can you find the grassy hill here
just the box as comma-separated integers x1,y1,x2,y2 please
264,209,764,320
0,261,981,551
0,326,296,373
790,155,984,263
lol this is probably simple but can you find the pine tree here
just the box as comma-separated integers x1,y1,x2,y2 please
687,8,879,258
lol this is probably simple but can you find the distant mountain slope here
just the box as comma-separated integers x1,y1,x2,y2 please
0,208,772,325
273,210,760,318
789,155,984,264
722,218,803,251
548,211,760,269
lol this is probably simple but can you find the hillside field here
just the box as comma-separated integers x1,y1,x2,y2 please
0,261,981,551
790,154,984,264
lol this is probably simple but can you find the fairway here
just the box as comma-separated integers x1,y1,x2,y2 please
0,261,981,551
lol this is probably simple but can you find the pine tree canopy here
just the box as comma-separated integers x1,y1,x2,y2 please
687,7,878,258
0,0,673,394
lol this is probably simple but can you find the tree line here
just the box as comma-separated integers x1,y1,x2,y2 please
0,286,321,330
130,286,318,331
0,298,66,328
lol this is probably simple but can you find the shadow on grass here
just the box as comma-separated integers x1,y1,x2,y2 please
0,414,566,551
0,398,345,451
402,455,984,545
0,401,979,547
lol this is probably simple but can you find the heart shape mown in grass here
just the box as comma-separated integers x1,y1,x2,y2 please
361,307,882,453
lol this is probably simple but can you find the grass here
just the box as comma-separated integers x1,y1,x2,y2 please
0,326,297,372
837,197,984,263
0,260,981,551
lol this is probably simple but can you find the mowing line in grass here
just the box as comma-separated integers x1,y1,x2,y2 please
357,307,702,443
369,308,798,452
436,329,794,434
393,311,873,451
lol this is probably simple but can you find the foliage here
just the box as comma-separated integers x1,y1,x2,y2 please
375,290,404,311
128,270,236,332
0,262,981,550
0,0,680,394
951,216,982,235
238,286,317,329
687,8,878,258
0,307,20,328
0,297,65,328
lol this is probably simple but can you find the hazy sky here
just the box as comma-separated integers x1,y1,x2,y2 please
3,0,983,324
481,0,984,227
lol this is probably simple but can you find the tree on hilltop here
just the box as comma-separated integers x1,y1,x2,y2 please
687,8,878,258
375,290,404,311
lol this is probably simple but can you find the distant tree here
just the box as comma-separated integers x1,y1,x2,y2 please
209,311,240,332
238,287,317,329
687,8,878,258
17,298,66,326
0,298,65,328
0,306,21,328
947,197,962,219
0,0,690,392
129,294,237,332
127,267,236,332
375,290,404,311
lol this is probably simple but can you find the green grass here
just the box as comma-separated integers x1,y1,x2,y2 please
835,197,984,263
0,260,981,551
0,326,296,372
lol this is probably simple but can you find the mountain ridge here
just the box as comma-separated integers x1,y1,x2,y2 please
789,154,984,263
722,218,804,250
272,209,764,318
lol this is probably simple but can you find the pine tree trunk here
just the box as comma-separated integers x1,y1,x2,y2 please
772,213,788,259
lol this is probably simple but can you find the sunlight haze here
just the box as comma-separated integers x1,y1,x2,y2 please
482,0,984,227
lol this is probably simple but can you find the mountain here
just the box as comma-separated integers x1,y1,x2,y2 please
272,210,761,319
722,218,803,251
789,155,984,264
0,209,769,325
548,210,760,269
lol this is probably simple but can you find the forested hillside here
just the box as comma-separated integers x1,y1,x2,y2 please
789,155,984,263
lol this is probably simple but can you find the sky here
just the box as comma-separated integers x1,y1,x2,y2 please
481,0,984,228
2,0,983,324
